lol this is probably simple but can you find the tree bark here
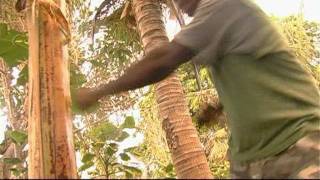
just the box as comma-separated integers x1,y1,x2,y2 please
132,0,213,178
26,0,77,178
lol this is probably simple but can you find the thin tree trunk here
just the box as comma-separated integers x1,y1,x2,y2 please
1,143,15,179
26,0,77,178
0,59,26,179
132,0,213,178
0,60,17,130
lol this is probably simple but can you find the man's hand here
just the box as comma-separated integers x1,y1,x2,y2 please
197,102,224,126
74,88,100,110
15,0,26,12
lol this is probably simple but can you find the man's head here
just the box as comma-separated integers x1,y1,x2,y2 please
174,0,201,16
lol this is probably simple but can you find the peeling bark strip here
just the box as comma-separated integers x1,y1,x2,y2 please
132,0,213,178
27,0,77,178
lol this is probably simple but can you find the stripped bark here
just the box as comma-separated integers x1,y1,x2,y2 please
26,0,77,178
132,0,213,178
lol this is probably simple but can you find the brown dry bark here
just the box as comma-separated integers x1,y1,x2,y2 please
132,0,213,178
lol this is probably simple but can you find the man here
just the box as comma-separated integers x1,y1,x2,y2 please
76,0,320,178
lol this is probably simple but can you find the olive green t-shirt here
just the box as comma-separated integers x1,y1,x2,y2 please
174,0,320,162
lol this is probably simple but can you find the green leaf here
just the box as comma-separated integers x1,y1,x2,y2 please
9,168,26,176
123,146,141,156
120,153,130,161
109,143,118,149
105,146,117,156
125,171,133,178
0,23,28,67
123,147,137,153
81,153,95,163
10,168,21,176
165,163,174,173
70,64,87,89
17,65,28,86
91,142,104,149
7,130,27,145
117,131,129,142
118,164,142,178
121,116,135,129
122,165,142,174
79,161,94,172
3,158,22,165
89,122,120,141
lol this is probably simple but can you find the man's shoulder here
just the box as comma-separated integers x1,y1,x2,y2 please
195,0,263,18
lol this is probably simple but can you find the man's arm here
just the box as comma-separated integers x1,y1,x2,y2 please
76,41,194,109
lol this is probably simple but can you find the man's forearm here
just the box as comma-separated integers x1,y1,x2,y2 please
92,51,176,99
88,41,194,101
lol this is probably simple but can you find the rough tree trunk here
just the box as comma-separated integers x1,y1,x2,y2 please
132,0,213,178
26,0,77,178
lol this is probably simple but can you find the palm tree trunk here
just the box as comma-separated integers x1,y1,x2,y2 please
26,0,77,178
132,0,212,178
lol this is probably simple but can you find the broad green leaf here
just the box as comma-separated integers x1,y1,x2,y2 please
0,23,28,67
119,153,130,161
121,116,135,129
3,158,22,165
89,122,120,141
79,161,94,172
81,153,95,163
7,130,27,145
117,131,129,142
